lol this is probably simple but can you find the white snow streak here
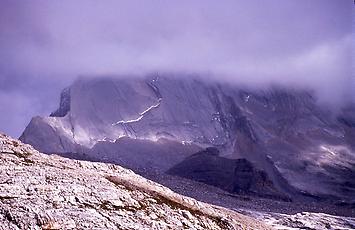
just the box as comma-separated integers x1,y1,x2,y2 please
112,98,162,126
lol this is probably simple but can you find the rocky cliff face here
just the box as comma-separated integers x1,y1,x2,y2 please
0,133,270,230
20,76,355,200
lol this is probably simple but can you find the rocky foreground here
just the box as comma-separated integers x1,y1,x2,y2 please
0,133,270,230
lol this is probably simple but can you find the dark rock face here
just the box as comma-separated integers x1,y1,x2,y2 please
168,148,286,200
169,148,236,191
50,87,71,117
233,159,258,192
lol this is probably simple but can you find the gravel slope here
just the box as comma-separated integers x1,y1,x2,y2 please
0,133,270,230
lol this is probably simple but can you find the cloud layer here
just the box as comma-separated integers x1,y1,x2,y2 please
0,0,353,136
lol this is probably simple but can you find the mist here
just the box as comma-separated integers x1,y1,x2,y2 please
0,0,354,137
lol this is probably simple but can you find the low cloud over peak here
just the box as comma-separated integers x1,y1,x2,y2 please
0,0,353,136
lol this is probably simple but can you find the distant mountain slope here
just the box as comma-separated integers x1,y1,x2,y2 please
0,133,269,230
20,76,355,200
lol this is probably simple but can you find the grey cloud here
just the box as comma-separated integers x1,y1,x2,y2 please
0,0,353,136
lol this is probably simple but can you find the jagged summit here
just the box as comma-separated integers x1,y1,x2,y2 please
20,76,355,201
50,87,71,117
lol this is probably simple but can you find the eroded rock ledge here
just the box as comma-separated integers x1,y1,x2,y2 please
0,133,270,230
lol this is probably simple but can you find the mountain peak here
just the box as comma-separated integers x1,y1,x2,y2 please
20,76,355,201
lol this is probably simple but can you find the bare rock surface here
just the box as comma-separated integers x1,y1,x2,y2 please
236,209,355,230
20,77,355,200
0,133,270,230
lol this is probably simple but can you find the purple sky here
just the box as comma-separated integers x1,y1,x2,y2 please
0,0,354,137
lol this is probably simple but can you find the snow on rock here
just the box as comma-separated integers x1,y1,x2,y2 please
112,98,162,126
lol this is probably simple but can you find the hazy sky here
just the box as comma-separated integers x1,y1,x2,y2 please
0,0,354,137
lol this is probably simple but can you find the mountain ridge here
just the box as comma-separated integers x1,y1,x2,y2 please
20,76,355,201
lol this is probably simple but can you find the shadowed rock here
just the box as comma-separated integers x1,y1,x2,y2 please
168,148,289,200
